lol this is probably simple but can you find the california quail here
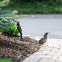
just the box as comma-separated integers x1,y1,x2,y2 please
17,22,22,40
39,32,48,44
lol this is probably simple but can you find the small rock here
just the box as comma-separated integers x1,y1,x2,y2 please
17,54,22,59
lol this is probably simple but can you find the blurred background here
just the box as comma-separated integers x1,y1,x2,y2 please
1,0,62,14
0,0,62,39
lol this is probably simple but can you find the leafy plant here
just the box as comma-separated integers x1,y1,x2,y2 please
8,25,19,35
3,25,19,36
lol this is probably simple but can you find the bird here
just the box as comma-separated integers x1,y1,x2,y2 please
39,32,48,44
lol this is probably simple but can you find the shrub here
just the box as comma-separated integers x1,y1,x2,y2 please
0,0,20,36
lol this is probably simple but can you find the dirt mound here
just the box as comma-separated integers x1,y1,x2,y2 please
0,33,40,62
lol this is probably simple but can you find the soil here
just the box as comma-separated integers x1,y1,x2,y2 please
0,33,40,62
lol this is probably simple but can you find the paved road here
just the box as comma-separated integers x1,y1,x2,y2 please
23,39,62,62
16,15,62,39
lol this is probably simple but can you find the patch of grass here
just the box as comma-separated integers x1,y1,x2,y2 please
0,58,13,62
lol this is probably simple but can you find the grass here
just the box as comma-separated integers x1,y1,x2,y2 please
0,58,13,62
2,2,62,14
